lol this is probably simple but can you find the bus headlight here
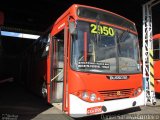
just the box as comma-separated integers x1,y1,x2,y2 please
134,90,138,96
73,90,103,102
133,87,142,96
90,93,96,101
82,92,89,99
137,87,142,93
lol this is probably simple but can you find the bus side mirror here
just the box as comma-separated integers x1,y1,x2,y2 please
69,22,77,35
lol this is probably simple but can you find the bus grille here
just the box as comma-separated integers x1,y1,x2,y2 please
98,89,134,101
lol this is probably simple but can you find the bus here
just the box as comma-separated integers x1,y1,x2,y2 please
153,34,160,93
0,11,4,26
29,4,144,117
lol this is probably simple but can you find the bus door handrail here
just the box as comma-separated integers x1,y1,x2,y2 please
51,69,63,82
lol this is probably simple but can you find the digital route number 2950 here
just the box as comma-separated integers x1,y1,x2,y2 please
90,23,115,36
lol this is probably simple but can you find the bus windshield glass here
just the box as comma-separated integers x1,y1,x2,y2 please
77,7,136,32
71,21,141,74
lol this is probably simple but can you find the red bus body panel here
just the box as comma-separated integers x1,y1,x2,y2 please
68,69,142,93
0,11,4,26
153,34,160,93
154,60,160,93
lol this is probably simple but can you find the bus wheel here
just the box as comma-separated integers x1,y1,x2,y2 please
41,82,47,99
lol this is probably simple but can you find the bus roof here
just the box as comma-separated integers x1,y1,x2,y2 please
54,4,135,26
153,34,160,40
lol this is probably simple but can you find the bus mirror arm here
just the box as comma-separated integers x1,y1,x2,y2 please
68,16,77,35
69,22,77,35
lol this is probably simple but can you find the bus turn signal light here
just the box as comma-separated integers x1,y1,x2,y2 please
133,87,142,97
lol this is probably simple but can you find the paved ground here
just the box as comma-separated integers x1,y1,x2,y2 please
0,82,160,120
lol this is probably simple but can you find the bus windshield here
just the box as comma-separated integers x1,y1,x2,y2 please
71,21,141,74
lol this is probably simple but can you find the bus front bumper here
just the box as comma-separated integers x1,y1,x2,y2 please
69,91,145,118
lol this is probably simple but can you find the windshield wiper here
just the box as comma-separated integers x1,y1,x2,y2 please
95,14,101,44
117,29,129,42
116,29,130,54
115,29,130,73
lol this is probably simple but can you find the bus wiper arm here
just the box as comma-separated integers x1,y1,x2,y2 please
95,15,101,44
118,29,129,42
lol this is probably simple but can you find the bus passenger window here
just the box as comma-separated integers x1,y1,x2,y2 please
153,40,160,59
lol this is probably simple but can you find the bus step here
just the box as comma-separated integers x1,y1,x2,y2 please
52,102,62,111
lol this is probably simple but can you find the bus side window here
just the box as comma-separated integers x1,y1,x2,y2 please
153,40,160,59
53,30,64,82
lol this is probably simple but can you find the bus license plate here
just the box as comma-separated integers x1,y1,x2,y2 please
87,106,102,115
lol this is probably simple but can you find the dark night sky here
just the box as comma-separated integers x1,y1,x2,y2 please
0,0,159,39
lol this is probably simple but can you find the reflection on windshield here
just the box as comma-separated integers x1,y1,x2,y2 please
71,21,141,74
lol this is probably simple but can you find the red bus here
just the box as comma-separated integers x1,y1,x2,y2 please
0,11,4,26
153,34,160,93
28,4,144,117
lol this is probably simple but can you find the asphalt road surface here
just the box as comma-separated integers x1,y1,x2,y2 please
0,82,160,120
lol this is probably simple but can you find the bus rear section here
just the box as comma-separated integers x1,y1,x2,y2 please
46,4,145,117
153,34,160,93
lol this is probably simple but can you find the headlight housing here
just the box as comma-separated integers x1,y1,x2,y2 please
73,90,103,103
82,92,89,100
90,93,96,101
133,87,142,96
